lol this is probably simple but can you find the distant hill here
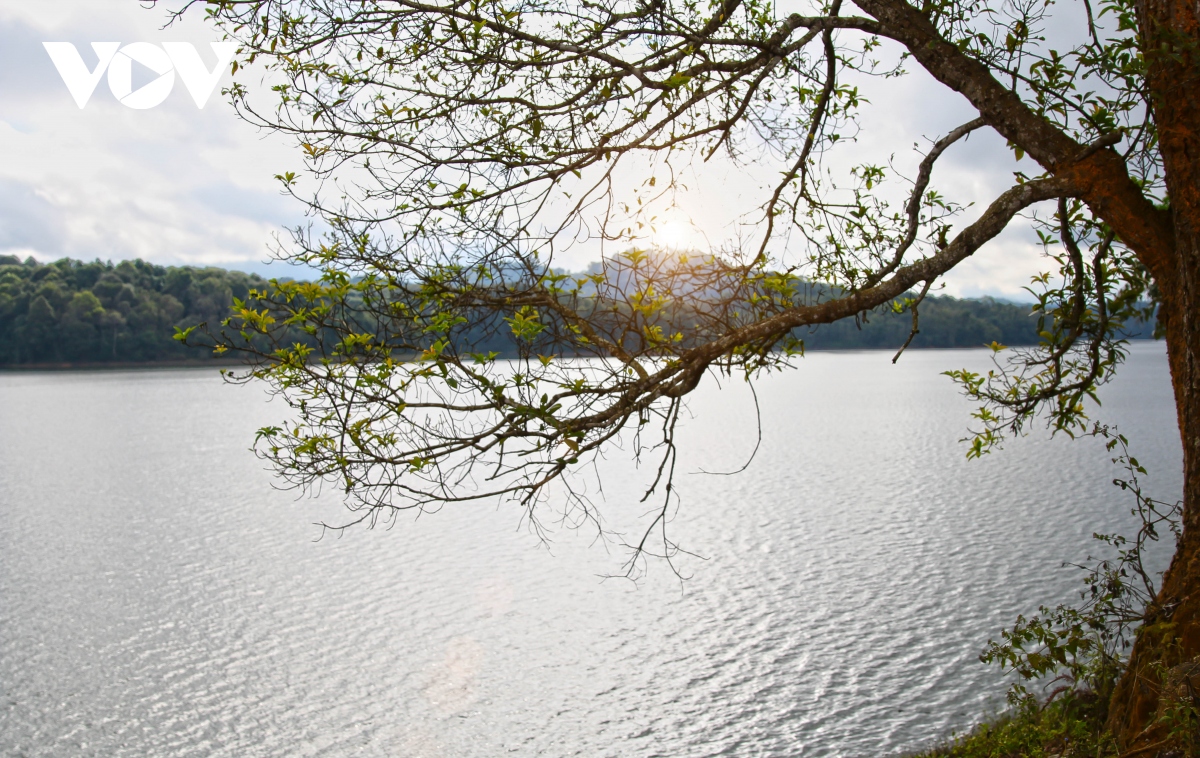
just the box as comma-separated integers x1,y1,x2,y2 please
0,255,1155,367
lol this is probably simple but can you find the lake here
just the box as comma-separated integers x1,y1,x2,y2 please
0,342,1182,757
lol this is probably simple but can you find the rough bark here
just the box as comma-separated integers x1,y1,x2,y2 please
1105,1,1200,751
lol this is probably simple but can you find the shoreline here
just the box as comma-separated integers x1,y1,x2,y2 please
0,339,1162,373
0,358,249,372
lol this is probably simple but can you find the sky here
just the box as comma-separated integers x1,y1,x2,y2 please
0,0,1075,299
0,0,307,278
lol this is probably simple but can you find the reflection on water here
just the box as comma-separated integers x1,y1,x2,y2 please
0,343,1181,757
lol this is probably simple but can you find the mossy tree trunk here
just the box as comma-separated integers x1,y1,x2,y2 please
1106,1,1200,751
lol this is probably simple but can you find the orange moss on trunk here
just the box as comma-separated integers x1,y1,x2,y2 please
1104,1,1200,752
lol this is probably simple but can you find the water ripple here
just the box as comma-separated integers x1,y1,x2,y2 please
0,345,1181,757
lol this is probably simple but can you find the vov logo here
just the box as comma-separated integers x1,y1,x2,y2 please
43,42,237,109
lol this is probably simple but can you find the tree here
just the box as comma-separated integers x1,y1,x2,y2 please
178,0,1198,749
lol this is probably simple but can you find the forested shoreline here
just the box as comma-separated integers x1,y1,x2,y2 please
0,255,270,365
0,255,1154,367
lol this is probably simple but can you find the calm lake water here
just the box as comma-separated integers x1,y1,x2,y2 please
0,343,1182,757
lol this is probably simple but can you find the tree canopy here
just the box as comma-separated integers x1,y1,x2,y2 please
178,0,1200,750
0,255,269,365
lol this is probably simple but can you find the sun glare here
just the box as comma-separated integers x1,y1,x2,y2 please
652,219,695,251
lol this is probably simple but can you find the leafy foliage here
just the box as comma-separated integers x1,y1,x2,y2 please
945,200,1160,457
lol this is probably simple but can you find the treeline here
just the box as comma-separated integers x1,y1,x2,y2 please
797,295,1152,350
0,255,270,365
0,255,1153,366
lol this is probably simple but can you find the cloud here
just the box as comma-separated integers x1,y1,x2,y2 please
0,1,303,269
0,177,67,252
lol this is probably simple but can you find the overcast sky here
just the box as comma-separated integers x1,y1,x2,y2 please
0,0,307,278
0,0,1066,298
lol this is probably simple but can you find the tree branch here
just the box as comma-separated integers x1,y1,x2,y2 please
855,0,1175,278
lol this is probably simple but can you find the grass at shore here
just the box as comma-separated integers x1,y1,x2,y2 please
912,695,1116,758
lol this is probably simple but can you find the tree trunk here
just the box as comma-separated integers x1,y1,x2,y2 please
1105,1,1200,751
1107,294,1200,750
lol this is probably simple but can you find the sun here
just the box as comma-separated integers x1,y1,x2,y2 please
653,219,693,251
